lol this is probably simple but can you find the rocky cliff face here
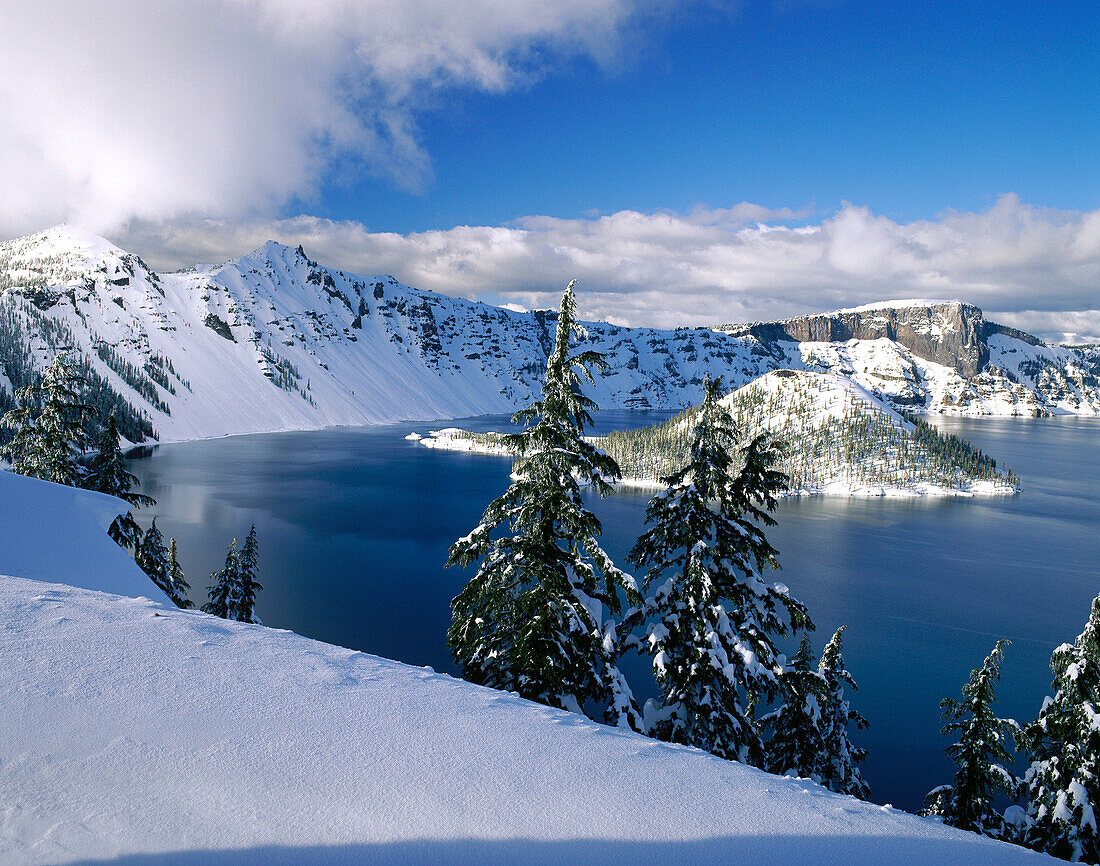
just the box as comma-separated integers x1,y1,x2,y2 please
723,302,990,377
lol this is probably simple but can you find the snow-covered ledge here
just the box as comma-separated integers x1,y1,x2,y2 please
0,468,169,603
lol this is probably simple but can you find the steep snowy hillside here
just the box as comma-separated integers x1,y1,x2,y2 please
1,226,1097,446
0,468,169,603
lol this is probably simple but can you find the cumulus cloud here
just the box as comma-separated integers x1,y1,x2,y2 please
0,0,666,236
116,194,1100,342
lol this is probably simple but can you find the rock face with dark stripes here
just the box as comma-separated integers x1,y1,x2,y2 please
722,302,990,377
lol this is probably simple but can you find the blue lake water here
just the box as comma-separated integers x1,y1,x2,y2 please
129,413,1100,811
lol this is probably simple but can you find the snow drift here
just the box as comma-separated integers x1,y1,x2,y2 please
0,469,169,603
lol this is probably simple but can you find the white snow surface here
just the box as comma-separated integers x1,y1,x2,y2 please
0,469,170,604
828,299,962,315
419,427,514,455
0,456,1057,865
0,573,1055,865
724,369,891,423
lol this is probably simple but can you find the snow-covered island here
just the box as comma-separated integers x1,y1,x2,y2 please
416,370,1020,498
0,468,1054,864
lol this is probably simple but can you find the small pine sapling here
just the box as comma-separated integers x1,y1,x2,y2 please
135,517,171,598
923,639,1020,838
232,525,262,624
762,635,827,779
202,538,239,619
817,626,870,799
166,538,194,609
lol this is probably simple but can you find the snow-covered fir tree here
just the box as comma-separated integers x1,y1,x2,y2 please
136,522,194,612
230,525,262,624
86,414,155,550
447,281,641,729
166,537,193,609
202,538,238,620
762,634,827,779
135,517,171,599
1021,593,1100,863
817,626,870,799
0,354,93,487
923,639,1019,838
626,375,810,763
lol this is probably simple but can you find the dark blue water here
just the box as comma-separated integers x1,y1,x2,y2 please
129,414,1099,811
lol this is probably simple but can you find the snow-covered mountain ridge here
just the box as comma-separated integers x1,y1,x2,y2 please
1,225,1097,444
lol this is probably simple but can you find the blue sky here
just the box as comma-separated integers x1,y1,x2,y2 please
312,0,1099,233
3,0,1099,338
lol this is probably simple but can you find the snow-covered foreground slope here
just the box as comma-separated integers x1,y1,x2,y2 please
0,465,1055,865
1,226,1097,448
0,574,1055,866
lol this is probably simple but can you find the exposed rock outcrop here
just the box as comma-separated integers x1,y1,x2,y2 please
984,321,1043,347
723,302,991,377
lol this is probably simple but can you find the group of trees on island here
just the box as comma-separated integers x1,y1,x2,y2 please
448,282,1100,864
593,374,1018,493
0,354,262,623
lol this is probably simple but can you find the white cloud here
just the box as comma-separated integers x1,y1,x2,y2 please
115,195,1100,342
0,0,667,236
988,311,1100,346
10,6,1092,342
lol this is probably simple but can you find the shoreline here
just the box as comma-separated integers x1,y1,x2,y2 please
121,403,1100,456
414,428,1022,499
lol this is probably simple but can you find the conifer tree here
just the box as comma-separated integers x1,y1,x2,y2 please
817,626,870,799
166,537,194,609
1021,593,1100,863
0,354,93,487
627,375,810,764
923,639,1019,838
231,524,262,624
86,413,155,550
202,538,238,619
136,517,171,598
762,635,827,779
448,280,641,729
